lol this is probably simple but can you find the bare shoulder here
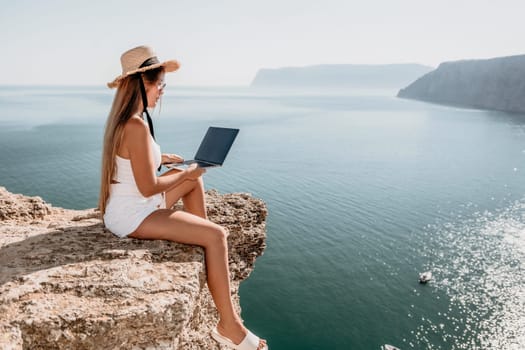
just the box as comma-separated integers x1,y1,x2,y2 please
124,116,148,137
119,116,149,157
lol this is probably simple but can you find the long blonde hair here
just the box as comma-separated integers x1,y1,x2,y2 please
98,68,163,215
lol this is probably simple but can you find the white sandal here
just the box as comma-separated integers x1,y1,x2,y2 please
211,326,268,350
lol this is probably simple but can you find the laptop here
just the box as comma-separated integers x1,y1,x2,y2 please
165,127,239,169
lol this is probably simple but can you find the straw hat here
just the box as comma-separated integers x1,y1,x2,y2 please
107,46,180,88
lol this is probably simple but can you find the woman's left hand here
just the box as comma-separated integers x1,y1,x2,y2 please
162,153,184,164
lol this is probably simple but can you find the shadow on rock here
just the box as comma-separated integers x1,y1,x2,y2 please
0,223,204,287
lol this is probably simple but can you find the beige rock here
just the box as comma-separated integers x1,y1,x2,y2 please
0,187,267,349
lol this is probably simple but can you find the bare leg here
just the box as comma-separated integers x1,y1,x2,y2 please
163,170,207,219
129,210,266,348
138,172,266,348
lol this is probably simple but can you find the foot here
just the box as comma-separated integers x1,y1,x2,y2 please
216,319,267,350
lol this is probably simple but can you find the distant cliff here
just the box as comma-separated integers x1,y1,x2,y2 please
397,55,525,113
251,64,434,88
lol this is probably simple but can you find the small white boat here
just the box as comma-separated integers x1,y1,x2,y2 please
419,271,432,283
381,345,401,350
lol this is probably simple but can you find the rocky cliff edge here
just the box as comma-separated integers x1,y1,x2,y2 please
0,186,267,349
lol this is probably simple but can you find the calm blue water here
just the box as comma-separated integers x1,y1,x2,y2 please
1,85,524,349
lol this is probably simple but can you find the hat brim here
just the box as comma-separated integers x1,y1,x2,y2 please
107,59,180,89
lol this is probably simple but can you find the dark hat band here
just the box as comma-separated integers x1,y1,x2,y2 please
139,56,160,68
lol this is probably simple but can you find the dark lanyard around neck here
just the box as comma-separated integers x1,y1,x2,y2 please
139,77,155,139
139,76,162,171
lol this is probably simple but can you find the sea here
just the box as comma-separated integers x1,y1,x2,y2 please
1,85,524,350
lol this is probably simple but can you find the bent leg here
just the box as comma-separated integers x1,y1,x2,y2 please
129,210,237,324
163,169,207,219
130,209,267,348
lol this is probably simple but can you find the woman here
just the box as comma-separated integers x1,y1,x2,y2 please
99,45,267,350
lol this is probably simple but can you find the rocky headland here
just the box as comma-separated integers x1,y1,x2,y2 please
251,63,433,89
397,54,525,113
0,186,267,349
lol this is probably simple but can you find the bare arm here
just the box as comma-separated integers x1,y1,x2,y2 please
124,118,204,197
161,153,184,164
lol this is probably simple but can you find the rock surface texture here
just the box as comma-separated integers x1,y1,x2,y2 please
0,187,267,349
397,54,525,113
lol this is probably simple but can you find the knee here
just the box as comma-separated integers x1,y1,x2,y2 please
190,176,204,190
216,225,229,241
209,225,228,246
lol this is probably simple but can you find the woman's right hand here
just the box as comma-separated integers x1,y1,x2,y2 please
185,163,206,180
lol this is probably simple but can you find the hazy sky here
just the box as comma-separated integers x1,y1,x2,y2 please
1,0,524,86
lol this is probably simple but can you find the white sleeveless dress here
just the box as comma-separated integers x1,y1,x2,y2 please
103,135,166,238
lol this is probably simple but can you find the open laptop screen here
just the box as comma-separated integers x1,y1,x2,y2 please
195,127,239,165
